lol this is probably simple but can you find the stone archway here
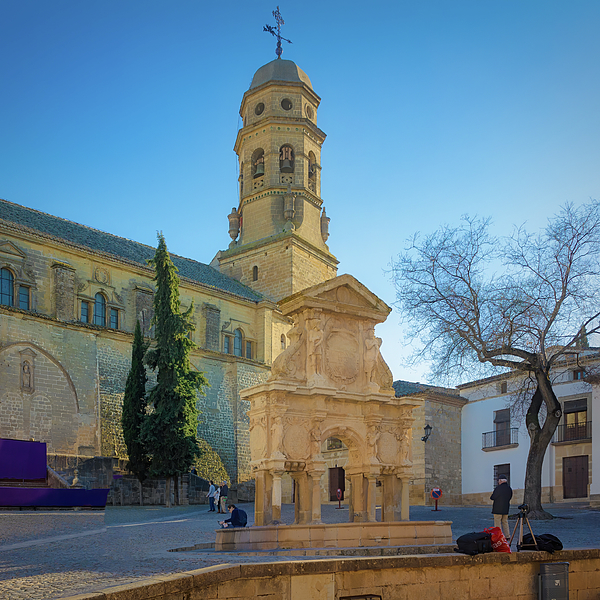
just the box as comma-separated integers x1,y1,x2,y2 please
244,275,421,526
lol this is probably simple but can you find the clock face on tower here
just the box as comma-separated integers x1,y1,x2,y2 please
305,105,313,119
255,102,265,116
281,98,292,111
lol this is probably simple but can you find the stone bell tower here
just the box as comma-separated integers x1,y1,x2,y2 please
215,57,338,301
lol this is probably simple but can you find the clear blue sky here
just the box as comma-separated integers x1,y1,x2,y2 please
1,1,599,384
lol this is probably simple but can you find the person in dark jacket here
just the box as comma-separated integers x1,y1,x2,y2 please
219,504,246,528
490,475,513,538
219,481,228,514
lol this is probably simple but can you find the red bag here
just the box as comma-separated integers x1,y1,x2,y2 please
484,527,511,553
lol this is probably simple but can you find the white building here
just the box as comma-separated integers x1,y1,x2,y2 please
457,352,599,507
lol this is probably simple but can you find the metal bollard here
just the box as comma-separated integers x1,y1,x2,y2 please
539,562,569,600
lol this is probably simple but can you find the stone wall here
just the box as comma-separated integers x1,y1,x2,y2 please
107,474,208,506
423,399,463,505
60,549,600,600
196,356,269,484
0,312,99,455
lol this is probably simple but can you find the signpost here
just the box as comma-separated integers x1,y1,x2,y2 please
431,487,442,511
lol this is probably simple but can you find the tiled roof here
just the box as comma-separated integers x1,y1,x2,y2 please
393,379,462,399
0,199,263,302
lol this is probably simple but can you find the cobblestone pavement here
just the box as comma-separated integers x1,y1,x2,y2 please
0,502,597,600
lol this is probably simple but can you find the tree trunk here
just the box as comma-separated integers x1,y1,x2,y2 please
165,475,172,508
139,479,143,506
174,474,179,506
522,371,561,519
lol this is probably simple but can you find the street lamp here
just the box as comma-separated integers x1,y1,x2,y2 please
421,424,433,442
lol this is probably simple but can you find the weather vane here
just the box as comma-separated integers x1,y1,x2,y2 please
263,6,292,59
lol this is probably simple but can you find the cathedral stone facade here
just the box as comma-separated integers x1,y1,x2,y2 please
0,57,339,487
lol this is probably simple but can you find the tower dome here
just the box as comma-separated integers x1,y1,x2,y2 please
249,59,313,90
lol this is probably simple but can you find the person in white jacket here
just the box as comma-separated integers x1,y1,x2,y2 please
208,481,218,512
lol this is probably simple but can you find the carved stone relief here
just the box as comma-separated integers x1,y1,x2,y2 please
283,422,309,460
94,267,109,284
325,328,359,384
269,324,304,381
377,431,398,464
19,348,36,394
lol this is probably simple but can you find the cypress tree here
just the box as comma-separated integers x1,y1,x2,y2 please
121,319,150,504
143,233,207,506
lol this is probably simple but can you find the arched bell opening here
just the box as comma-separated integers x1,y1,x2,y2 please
279,145,294,173
251,148,265,178
279,145,294,185
251,148,265,192
308,151,317,193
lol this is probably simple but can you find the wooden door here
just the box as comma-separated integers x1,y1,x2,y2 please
563,455,589,499
329,467,345,501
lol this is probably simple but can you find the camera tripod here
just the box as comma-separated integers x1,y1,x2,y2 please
508,504,539,552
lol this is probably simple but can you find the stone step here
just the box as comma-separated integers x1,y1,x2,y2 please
170,542,457,556
0,479,48,488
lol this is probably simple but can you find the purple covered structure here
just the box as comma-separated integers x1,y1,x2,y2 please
0,439,109,508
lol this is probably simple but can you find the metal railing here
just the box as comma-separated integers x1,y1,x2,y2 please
554,421,591,443
482,428,518,449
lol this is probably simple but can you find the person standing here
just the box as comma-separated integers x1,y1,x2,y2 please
220,480,228,514
207,480,216,512
490,475,513,538
214,485,220,513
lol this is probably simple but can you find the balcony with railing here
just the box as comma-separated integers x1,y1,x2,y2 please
553,421,592,444
482,428,518,451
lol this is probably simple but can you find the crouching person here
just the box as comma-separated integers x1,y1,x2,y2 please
219,504,248,528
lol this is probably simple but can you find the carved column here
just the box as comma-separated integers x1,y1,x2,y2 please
254,470,273,526
382,474,402,522
291,472,311,524
308,470,324,524
350,473,366,522
400,477,410,521
272,471,283,522
366,475,378,522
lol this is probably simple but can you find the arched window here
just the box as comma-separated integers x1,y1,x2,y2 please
252,265,258,281
281,334,286,350
94,293,106,327
234,329,243,357
279,145,294,173
0,268,14,306
251,148,265,178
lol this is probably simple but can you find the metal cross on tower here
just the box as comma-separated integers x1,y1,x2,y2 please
263,6,292,58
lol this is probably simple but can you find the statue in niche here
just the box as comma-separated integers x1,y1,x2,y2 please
397,426,412,466
270,414,285,457
21,361,33,392
366,426,380,457
364,329,382,388
307,312,323,379
309,420,323,455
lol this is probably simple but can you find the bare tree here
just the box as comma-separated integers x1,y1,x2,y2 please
392,201,600,518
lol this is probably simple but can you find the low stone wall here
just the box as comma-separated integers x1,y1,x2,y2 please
215,520,452,551
62,549,600,600
461,487,552,506
108,474,209,506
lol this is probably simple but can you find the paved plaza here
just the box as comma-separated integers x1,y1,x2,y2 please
0,502,598,599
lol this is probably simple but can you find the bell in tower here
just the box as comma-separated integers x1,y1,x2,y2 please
280,145,294,173
253,152,265,178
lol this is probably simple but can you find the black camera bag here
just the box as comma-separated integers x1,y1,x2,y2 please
522,533,563,553
454,531,493,555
